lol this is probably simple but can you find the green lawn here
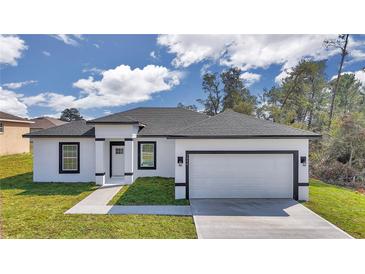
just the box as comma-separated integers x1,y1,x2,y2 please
109,177,189,206
0,153,196,239
304,178,365,238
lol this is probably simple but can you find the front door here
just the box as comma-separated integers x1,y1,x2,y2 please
111,145,124,177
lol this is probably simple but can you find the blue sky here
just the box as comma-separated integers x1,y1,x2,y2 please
1,34,364,119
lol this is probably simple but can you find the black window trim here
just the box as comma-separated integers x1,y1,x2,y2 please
138,141,157,170
0,122,3,134
59,142,80,174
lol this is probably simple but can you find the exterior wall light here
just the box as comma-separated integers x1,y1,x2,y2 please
300,156,307,166
177,156,184,166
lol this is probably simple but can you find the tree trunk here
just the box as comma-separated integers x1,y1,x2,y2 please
307,80,316,129
328,34,349,130
280,74,299,110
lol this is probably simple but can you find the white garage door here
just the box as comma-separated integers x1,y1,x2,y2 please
189,153,293,199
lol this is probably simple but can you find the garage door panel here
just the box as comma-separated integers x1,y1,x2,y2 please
189,154,293,199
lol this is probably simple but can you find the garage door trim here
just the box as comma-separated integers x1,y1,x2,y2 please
185,150,299,200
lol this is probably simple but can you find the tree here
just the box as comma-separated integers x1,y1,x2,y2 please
177,102,198,111
60,108,83,122
260,60,328,130
330,73,364,115
324,34,350,129
196,73,222,115
327,113,365,181
220,67,256,114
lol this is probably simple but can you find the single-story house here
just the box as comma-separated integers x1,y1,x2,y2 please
0,111,33,156
30,116,68,132
24,107,320,201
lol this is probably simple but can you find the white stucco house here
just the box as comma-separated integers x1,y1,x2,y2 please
24,107,321,201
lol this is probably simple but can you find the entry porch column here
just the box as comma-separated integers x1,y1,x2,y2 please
124,138,134,184
95,138,106,185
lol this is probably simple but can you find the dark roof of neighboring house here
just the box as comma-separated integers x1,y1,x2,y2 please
30,117,68,130
24,107,321,139
0,111,33,123
169,109,321,138
23,120,94,138
87,107,209,136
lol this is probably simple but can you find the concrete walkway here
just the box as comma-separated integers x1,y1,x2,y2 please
65,185,192,216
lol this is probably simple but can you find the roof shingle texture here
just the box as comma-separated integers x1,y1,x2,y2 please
170,109,320,137
24,120,94,137
0,111,30,122
30,117,68,129
25,108,320,138
89,107,209,136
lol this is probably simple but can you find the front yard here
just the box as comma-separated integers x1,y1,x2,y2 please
1,153,365,239
108,177,189,205
0,153,196,239
304,178,365,238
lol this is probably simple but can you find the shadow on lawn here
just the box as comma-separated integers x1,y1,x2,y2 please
0,172,96,196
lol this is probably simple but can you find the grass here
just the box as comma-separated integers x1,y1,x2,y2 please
0,153,196,239
109,177,189,206
304,178,365,238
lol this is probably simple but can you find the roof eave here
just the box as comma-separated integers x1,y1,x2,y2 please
0,119,34,124
167,134,322,139
23,134,95,138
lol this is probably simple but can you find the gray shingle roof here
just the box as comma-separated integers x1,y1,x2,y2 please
24,107,320,138
169,109,321,138
88,107,209,136
88,113,140,124
24,120,94,137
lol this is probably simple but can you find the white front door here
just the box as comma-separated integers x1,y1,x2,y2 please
111,145,124,177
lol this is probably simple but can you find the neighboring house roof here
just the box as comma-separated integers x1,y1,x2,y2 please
87,107,209,136
30,117,68,130
0,111,33,124
169,109,321,138
23,120,94,138
24,107,321,139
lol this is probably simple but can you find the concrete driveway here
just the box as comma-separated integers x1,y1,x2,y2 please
190,199,352,239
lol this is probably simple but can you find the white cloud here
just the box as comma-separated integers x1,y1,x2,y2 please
157,34,231,68
51,35,83,46
157,34,361,85
354,70,365,86
157,35,342,69
150,51,158,60
240,72,261,86
42,51,51,56
331,70,365,87
24,64,182,111
21,93,48,106
0,35,27,66
93,43,100,48
2,80,37,89
0,87,28,117
82,67,104,75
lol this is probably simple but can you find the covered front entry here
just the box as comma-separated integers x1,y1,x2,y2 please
110,141,124,177
186,151,299,200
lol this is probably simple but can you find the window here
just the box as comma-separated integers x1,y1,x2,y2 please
138,141,156,169
115,148,124,154
59,142,80,173
0,122,3,134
